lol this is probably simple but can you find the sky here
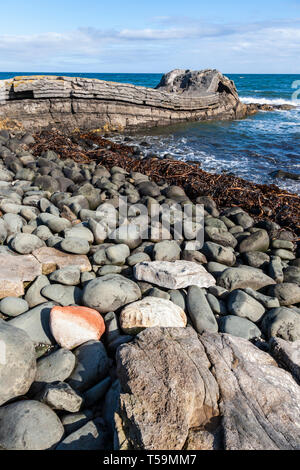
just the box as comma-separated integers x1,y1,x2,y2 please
0,0,299,73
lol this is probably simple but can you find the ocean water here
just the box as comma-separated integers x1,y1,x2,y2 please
0,72,299,193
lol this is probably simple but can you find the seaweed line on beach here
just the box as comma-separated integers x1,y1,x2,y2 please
29,129,300,238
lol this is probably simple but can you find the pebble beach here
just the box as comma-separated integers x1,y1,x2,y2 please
0,126,299,450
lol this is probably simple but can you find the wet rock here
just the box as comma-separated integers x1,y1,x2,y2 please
0,400,64,450
50,305,105,349
0,319,36,405
82,274,141,314
134,260,216,289
120,297,187,335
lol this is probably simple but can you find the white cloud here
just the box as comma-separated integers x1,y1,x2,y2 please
0,18,299,72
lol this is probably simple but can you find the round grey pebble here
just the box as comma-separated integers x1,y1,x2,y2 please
0,297,29,317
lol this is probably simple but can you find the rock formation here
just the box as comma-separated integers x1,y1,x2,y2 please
0,69,253,132
116,327,300,450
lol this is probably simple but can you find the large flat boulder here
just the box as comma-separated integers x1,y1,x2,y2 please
116,327,300,450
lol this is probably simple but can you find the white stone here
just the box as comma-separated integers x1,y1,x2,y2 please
120,297,187,335
134,260,216,289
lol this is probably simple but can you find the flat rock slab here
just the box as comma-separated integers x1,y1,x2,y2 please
134,260,216,289
116,327,300,450
32,247,91,274
0,252,42,298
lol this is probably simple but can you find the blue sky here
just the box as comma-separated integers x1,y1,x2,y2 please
0,0,299,73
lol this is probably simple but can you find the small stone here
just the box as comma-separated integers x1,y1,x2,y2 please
272,249,295,261
25,274,49,307
0,297,28,317
219,315,261,340
41,284,82,306
31,348,76,394
0,319,36,405
11,233,44,254
56,417,109,450
67,340,109,392
227,289,265,322
283,266,300,284
120,297,187,335
82,274,141,314
106,244,130,265
202,241,236,266
110,224,142,249
187,286,218,333
272,239,294,251
153,240,181,261
36,381,83,412
0,400,64,450
268,283,300,306
61,410,94,436
37,213,71,233
9,301,57,345
49,266,81,285
262,307,300,342
147,287,170,300
238,229,269,253
218,267,276,291
243,251,270,269
127,252,151,266
50,305,105,350
268,256,284,283
134,260,216,289
60,236,90,255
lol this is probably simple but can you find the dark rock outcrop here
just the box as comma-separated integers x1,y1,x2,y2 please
115,327,300,450
0,70,253,132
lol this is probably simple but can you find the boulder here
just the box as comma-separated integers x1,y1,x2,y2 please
261,307,300,342
227,289,265,322
116,327,300,450
218,267,276,291
134,260,216,289
0,319,36,405
50,306,105,349
0,400,64,450
82,274,141,314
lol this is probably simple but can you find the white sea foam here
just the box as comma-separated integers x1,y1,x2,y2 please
241,96,299,106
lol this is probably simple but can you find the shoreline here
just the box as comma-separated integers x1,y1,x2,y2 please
29,129,300,237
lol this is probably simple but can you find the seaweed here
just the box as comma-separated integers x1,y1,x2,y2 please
29,129,300,238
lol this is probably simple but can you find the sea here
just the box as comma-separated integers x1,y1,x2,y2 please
1,72,299,193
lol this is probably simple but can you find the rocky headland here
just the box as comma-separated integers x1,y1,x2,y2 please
0,126,299,450
0,69,257,133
